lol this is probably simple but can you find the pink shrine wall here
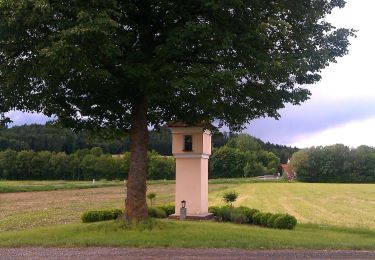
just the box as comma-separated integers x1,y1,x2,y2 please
170,127,211,216
174,158,208,214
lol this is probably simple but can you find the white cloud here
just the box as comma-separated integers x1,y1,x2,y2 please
291,117,375,148
246,0,375,147
312,0,375,101
6,111,50,126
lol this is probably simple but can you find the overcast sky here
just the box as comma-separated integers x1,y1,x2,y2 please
246,0,375,148
6,0,374,148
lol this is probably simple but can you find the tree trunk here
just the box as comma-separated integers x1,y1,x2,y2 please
125,97,149,220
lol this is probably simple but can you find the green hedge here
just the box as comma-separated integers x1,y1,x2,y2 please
148,207,167,218
252,212,262,225
273,214,297,229
158,205,175,216
82,205,175,222
148,205,175,218
81,209,123,223
83,205,297,230
210,206,297,230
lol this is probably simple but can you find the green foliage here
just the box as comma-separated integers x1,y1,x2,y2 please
267,214,283,228
216,206,233,222
226,134,261,152
209,147,247,178
147,204,175,218
0,128,299,182
252,212,263,226
260,213,273,227
209,135,280,178
158,205,175,216
90,147,104,157
0,149,174,181
81,209,123,223
230,210,248,224
147,155,175,180
147,192,156,200
222,191,238,205
290,144,375,183
0,0,354,132
208,206,221,217
273,214,298,230
0,125,298,164
147,192,157,207
212,206,297,230
237,206,259,224
148,207,167,219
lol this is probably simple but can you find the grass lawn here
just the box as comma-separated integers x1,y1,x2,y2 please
2,181,375,231
211,182,375,229
0,180,125,193
0,181,211,232
0,220,375,249
0,178,272,193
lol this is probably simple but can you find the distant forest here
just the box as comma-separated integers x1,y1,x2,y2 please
0,124,298,163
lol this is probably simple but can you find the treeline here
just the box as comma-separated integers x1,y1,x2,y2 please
0,135,282,181
290,144,375,183
260,142,299,164
0,124,171,155
0,148,175,181
209,135,280,178
0,125,297,160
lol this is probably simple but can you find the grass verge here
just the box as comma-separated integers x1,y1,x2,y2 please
208,177,286,184
0,178,282,193
0,180,124,193
0,220,374,249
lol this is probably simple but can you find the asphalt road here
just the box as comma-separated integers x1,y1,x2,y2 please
0,248,375,260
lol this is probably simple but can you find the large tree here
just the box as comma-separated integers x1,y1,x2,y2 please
0,0,354,220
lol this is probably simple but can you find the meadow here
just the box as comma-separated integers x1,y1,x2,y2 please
1,180,375,249
0,180,124,193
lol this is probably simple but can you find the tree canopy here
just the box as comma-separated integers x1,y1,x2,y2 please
0,0,354,129
0,0,354,219
290,144,375,183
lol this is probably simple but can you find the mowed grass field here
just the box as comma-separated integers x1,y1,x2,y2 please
0,180,124,193
1,180,375,231
210,182,375,229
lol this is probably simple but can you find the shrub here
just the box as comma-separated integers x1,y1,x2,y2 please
208,206,221,216
260,213,273,227
252,212,263,225
147,192,157,207
267,213,283,228
158,205,175,216
148,207,167,218
147,155,175,180
209,147,247,178
230,209,248,224
237,206,259,224
81,209,122,223
222,191,238,206
217,206,232,222
273,214,297,229
207,205,297,230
